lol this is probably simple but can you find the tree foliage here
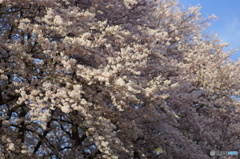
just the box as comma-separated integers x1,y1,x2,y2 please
0,0,240,158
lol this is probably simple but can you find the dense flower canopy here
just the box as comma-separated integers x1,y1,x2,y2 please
0,0,239,158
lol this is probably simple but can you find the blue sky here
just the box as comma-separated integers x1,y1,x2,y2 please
178,0,240,61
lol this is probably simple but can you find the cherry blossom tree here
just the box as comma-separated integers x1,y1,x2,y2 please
0,0,239,158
